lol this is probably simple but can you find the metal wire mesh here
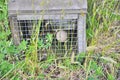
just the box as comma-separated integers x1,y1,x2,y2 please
12,17,78,54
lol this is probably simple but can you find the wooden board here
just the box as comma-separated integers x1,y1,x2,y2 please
8,0,87,15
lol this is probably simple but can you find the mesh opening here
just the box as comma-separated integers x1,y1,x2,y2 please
12,17,78,54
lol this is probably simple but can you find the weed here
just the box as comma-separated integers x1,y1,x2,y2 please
0,0,120,80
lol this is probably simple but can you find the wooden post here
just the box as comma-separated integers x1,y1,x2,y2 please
77,14,86,53
9,16,20,45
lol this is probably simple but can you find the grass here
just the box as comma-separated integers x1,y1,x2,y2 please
0,0,120,80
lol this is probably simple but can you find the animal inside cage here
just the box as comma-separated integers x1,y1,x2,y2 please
8,0,87,54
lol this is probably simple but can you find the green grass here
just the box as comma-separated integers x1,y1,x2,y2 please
0,0,120,80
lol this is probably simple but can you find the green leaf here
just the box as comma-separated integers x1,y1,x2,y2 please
0,61,13,77
107,74,116,80
88,76,95,80
37,74,45,79
76,52,85,63
0,53,4,61
95,66,103,76
46,33,53,42
90,60,98,70
6,45,17,54
18,40,27,51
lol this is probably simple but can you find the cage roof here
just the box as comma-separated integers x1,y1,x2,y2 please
8,0,87,15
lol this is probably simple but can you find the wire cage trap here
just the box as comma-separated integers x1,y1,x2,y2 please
8,0,87,54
